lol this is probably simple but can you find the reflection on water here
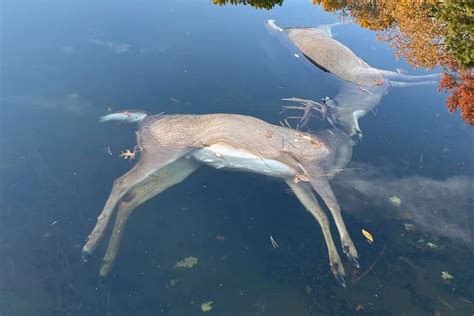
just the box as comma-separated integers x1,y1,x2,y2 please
313,0,474,126
1,0,473,315
213,0,284,10
269,19,439,139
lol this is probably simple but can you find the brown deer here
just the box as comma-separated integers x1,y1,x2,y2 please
266,19,439,88
82,109,359,287
267,20,438,139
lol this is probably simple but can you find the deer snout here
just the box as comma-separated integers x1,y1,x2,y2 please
349,110,366,142
350,128,363,143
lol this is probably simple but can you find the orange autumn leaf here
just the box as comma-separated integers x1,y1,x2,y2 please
361,229,374,244
439,71,474,125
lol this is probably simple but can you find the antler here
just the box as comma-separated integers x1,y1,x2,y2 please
280,97,328,130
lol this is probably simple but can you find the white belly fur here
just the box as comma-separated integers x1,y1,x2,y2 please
191,144,295,178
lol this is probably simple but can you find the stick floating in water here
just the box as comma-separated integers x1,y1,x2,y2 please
270,235,279,249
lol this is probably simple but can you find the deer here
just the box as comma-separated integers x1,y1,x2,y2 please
266,20,438,139
282,79,435,140
82,109,359,287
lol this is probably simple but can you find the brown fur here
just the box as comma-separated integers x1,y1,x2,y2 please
82,113,359,286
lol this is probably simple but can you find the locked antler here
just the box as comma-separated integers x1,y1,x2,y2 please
280,97,328,130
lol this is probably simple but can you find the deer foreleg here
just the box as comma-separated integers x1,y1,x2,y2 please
309,175,359,269
286,180,346,287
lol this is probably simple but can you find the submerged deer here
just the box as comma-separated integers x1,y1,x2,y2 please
82,111,358,286
267,20,438,138
323,79,435,139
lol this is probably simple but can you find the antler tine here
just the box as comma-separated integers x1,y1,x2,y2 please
282,97,326,112
278,107,301,115
279,103,306,116
305,100,327,114
282,97,316,108
281,105,306,110
280,97,330,130
282,97,305,101
282,97,328,119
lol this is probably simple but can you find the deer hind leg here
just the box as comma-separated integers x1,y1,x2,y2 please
378,69,439,81
82,148,190,261
286,180,346,287
100,157,201,278
309,176,359,269
389,80,437,88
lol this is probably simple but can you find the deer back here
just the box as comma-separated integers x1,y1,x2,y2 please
285,28,384,87
137,114,347,176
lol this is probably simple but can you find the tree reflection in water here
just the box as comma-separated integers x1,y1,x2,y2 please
212,0,283,10
213,0,473,125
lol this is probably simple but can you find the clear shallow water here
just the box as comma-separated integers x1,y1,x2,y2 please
1,1,473,315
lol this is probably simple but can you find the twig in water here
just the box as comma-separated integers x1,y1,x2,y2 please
106,291,113,316
458,297,472,305
350,244,387,287
270,235,279,249
101,146,113,156
438,297,455,310
398,256,418,270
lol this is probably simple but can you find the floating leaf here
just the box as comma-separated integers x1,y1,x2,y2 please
201,301,214,312
362,229,374,244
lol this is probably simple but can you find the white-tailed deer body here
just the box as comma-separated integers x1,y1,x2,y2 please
323,82,388,138
82,112,358,286
322,78,438,139
267,19,439,88
267,20,438,138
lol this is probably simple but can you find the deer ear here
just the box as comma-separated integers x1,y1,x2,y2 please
323,97,337,109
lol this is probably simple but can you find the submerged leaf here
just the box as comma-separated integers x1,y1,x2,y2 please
441,271,454,280
389,195,402,206
174,256,198,269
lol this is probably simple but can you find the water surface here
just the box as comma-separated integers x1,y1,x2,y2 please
1,1,473,315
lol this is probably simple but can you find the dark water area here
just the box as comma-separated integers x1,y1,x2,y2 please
1,1,473,315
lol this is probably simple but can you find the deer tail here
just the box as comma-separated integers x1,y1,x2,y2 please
266,19,284,33
99,110,148,123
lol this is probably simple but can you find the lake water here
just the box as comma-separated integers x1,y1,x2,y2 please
1,1,473,315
